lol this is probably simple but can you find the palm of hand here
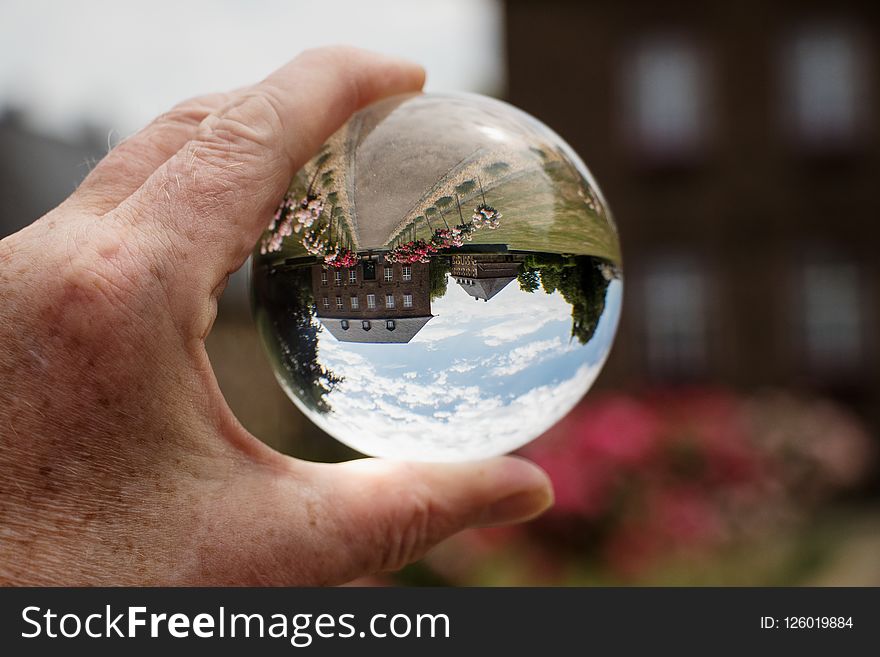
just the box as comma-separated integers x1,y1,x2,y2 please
0,48,552,586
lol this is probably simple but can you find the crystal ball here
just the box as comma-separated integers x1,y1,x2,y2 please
251,92,622,461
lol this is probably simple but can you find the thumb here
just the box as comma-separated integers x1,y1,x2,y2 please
326,456,554,576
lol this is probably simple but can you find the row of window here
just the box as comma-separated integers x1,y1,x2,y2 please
321,293,413,310
624,25,870,157
340,320,396,332
642,257,866,378
321,266,412,285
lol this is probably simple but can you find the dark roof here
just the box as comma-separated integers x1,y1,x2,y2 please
452,275,515,302
319,316,433,344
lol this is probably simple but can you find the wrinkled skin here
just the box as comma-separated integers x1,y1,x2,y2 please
0,47,553,585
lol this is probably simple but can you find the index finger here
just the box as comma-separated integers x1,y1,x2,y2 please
113,47,425,294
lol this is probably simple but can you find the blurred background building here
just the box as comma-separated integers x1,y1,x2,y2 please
1,0,878,585
506,0,880,428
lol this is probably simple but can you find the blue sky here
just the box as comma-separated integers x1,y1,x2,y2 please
296,276,622,460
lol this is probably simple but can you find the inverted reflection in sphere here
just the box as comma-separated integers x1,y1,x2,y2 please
251,93,622,461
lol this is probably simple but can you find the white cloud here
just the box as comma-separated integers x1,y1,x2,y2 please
304,359,605,461
309,331,611,461
491,336,572,376
480,310,570,346
448,359,478,374
411,325,467,343
419,272,572,348
320,338,481,412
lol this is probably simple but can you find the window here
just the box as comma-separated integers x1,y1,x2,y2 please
386,320,396,331
322,297,329,309
801,260,862,371
362,320,371,331
340,320,349,330
784,26,865,148
367,294,376,309
643,258,707,378
403,294,413,308
384,268,393,282
336,296,343,310
386,294,395,308
320,271,328,285
349,269,357,283
623,34,709,159
334,270,342,284
350,295,359,310
402,266,412,281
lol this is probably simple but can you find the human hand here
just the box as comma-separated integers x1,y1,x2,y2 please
0,47,553,585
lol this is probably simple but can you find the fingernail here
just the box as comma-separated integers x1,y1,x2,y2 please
478,487,554,527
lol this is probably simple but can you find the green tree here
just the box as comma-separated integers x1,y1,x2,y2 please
429,258,451,301
252,264,343,414
484,161,511,176
515,255,611,345
540,266,561,295
314,151,332,169
454,180,477,197
517,265,540,293
552,257,610,345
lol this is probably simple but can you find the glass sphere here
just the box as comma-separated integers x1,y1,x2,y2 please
251,92,622,461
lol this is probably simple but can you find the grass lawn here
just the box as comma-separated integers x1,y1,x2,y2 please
406,161,621,263
260,141,622,266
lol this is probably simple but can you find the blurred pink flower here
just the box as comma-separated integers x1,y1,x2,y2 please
571,395,659,465
516,387,874,579
412,388,875,585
